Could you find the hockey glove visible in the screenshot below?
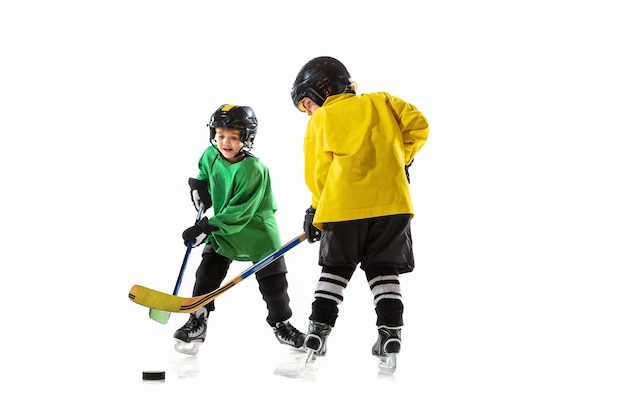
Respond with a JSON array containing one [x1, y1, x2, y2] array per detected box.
[[188, 177, 212, 212], [405, 160, 413, 184], [303, 206, 322, 243], [182, 217, 219, 247]]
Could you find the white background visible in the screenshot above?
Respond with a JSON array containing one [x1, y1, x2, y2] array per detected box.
[[1, 1, 624, 415]]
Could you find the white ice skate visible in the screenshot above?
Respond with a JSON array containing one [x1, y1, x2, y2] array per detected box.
[[173, 308, 208, 356], [372, 326, 401, 373]]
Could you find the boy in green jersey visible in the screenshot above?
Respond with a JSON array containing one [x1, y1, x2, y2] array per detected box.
[[173, 104, 305, 355]]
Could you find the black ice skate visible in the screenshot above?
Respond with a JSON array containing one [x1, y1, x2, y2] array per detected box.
[[272, 321, 305, 350], [372, 326, 401, 373], [173, 307, 208, 355], [304, 320, 332, 366]]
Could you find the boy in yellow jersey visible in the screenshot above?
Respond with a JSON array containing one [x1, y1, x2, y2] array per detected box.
[[290, 57, 429, 372]]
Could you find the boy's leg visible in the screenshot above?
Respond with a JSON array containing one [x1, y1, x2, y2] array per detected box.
[[173, 245, 230, 355], [256, 257, 305, 348], [304, 264, 355, 361], [361, 215, 412, 372], [364, 267, 404, 372]]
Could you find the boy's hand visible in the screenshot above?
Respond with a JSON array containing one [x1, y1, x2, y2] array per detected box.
[[188, 177, 212, 212], [303, 206, 321, 243], [182, 217, 219, 247]]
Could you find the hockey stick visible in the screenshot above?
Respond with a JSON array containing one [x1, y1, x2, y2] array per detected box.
[[129, 232, 307, 314], [148, 206, 204, 324]]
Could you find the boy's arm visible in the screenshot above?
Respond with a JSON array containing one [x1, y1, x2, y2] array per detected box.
[[387, 93, 430, 166]]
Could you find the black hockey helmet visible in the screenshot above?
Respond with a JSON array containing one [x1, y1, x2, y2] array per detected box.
[[291, 56, 353, 112], [208, 104, 258, 149]]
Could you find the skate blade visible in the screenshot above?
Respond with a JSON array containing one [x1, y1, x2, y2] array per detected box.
[[174, 340, 202, 356], [304, 348, 318, 367], [376, 353, 397, 373]]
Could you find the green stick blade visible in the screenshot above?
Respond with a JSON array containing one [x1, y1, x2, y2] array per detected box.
[[149, 308, 171, 324]]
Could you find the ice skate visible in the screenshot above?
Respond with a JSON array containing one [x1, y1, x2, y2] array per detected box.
[[272, 321, 305, 350], [173, 307, 208, 355], [303, 320, 332, 366], [372, 326, 401, 373]]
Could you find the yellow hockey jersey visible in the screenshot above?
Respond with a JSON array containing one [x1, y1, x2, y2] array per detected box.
[[303, 92, 429, 229]]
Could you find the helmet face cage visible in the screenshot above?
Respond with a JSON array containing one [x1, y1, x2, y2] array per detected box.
[[208, 104, 258, 150], [291, 56, 352, 112]]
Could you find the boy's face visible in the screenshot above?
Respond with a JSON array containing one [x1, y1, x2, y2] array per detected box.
[[215, 127, 244, 162], [301, 97, 320, 116]]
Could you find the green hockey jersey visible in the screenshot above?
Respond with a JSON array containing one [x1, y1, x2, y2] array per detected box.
[[195, 145, 282, 262]]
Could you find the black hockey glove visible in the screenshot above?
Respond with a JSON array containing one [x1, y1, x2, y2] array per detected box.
[[188, 177, 212, 212], [182, 217, 219, 247], [303, 206, 322, 243], [405, 160, 413, 184]]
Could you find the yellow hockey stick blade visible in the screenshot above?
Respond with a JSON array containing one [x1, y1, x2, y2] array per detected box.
[[129, 285, 185, 313], [128, 279, 242, 315]]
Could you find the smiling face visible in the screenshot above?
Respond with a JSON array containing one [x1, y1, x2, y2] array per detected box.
[[215, 127, 245, 162]]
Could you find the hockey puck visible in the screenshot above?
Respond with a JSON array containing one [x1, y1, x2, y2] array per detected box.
[[142, 371, 165, 381]]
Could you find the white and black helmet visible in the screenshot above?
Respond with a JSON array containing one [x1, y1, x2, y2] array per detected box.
[[208, 104, 258, 150], [291, 56, 354, 112]]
